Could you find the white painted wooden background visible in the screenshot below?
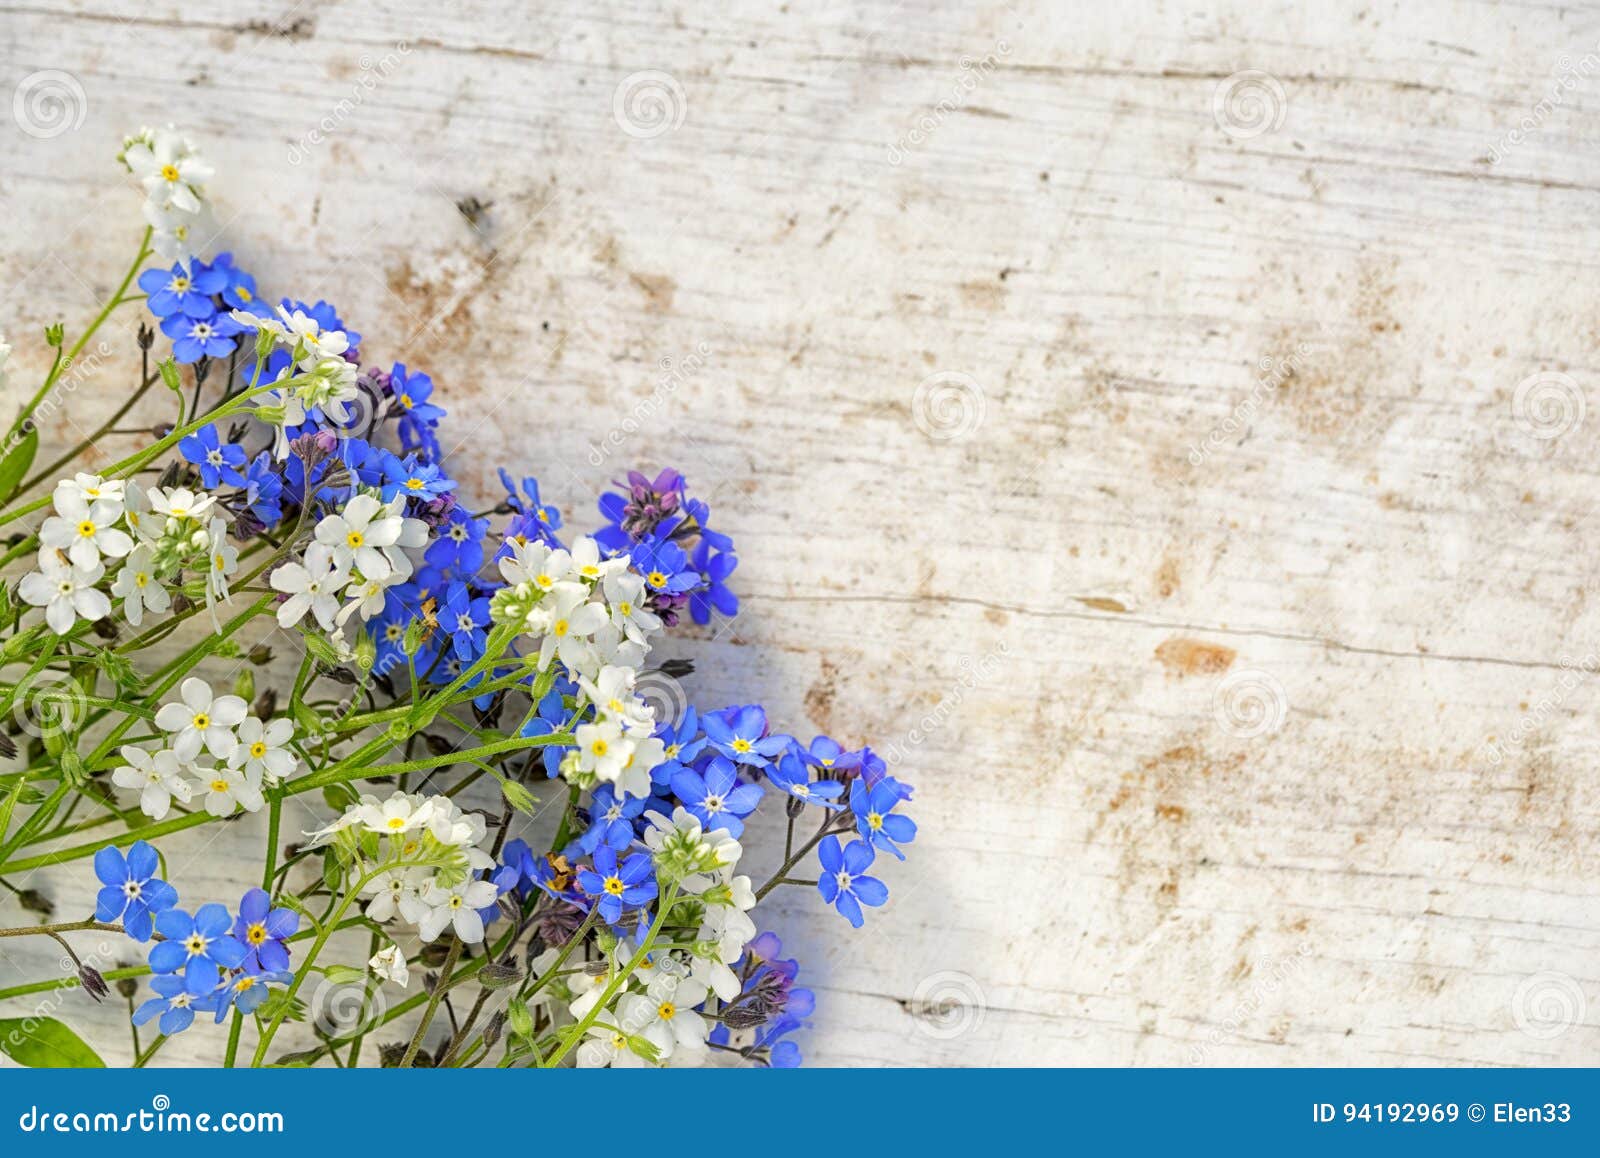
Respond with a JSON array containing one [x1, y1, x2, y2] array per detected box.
[[2, 0, 1599, 1066]]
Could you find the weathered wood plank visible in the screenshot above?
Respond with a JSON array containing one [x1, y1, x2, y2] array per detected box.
[[2, 0, 1599, 1066]]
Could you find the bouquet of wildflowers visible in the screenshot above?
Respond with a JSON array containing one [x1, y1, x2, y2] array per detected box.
[[0, 127, 915, 1069]]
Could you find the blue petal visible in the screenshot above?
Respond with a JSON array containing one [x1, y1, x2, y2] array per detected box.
[[142, 878, 179, 912], [148, 940, 188, 974], [184, 958, 220, 995], [93, 845, 127, 887], [95, 885, 127, 923], [193, 903, 232, 938], [125, 840, 158, 881], [834, 890, 865, 928], [209, 935, 248, 970], [154, 909, 193, 941], [841, 839, 876, 876], [852, 875, 889, 907], [123, 901, 155, 943]]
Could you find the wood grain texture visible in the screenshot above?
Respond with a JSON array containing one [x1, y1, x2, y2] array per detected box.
[[2, 0, 1599, 1066]]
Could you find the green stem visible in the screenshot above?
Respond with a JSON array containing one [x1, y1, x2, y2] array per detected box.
[[540, 884, 679, 1068], [250, 863, 390, 1067], [399, 937, 461, 1067]]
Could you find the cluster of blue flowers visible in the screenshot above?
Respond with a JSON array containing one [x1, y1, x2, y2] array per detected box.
[[137, 253, 269, 363], [707, 932, 813, 1067], [112, 239, 916, 1069], [94, 841, 298, 1036]]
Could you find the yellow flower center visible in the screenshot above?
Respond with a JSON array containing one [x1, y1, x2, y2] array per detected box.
[[346, 531, 364, 548], [405, 478, 424, 490], [387, 816, 406, 830], [160, 163, 181, 182], [399, 394, 413, 410], [236, 286, 253, 302], [868, 812, 884, 831], [172, 277, 190, 292], [184, 934, 206, 956], [553, 619, 569, 637], [591, 739, 609, 757], [209, 778, 229, 793], [657, 1002, 676, 1020], [246, 924, 268, 946], [731, 738, 753, 753], [618, 601, 632, 615], [249, 741, 267, 759], [192, 713, 210, 729], [646, 570, 667, 588], [603, 876, 625, 896], [135, 573, 149, 588], [76, 520, 97, 538]]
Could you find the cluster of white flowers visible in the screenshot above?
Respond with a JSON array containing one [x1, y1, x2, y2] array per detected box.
[[272, 492, 428, 640], [19, 474, 237, 634], [119, 125, 215, 262], [493, 536, 668, 798], [566, 807, 757, 1068], [230, 305, 360, 457], [310, 789, 498, 949], [112, 677, 297, 819]]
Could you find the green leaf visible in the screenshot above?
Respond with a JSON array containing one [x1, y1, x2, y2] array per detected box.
[[0, 426, 38, 502], [0, 1016, 105, 1067], [0, 778, 27, 846], [255, 991, 305, 1025], [322, 783, 359, 812], [302, 633, 340, 667]]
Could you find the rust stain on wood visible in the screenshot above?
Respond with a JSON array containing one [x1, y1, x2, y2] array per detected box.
[[1154, 637, 1237, 676]]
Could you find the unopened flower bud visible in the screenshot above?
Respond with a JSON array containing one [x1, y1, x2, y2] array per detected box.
[[78, 965, 110, 1003]]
